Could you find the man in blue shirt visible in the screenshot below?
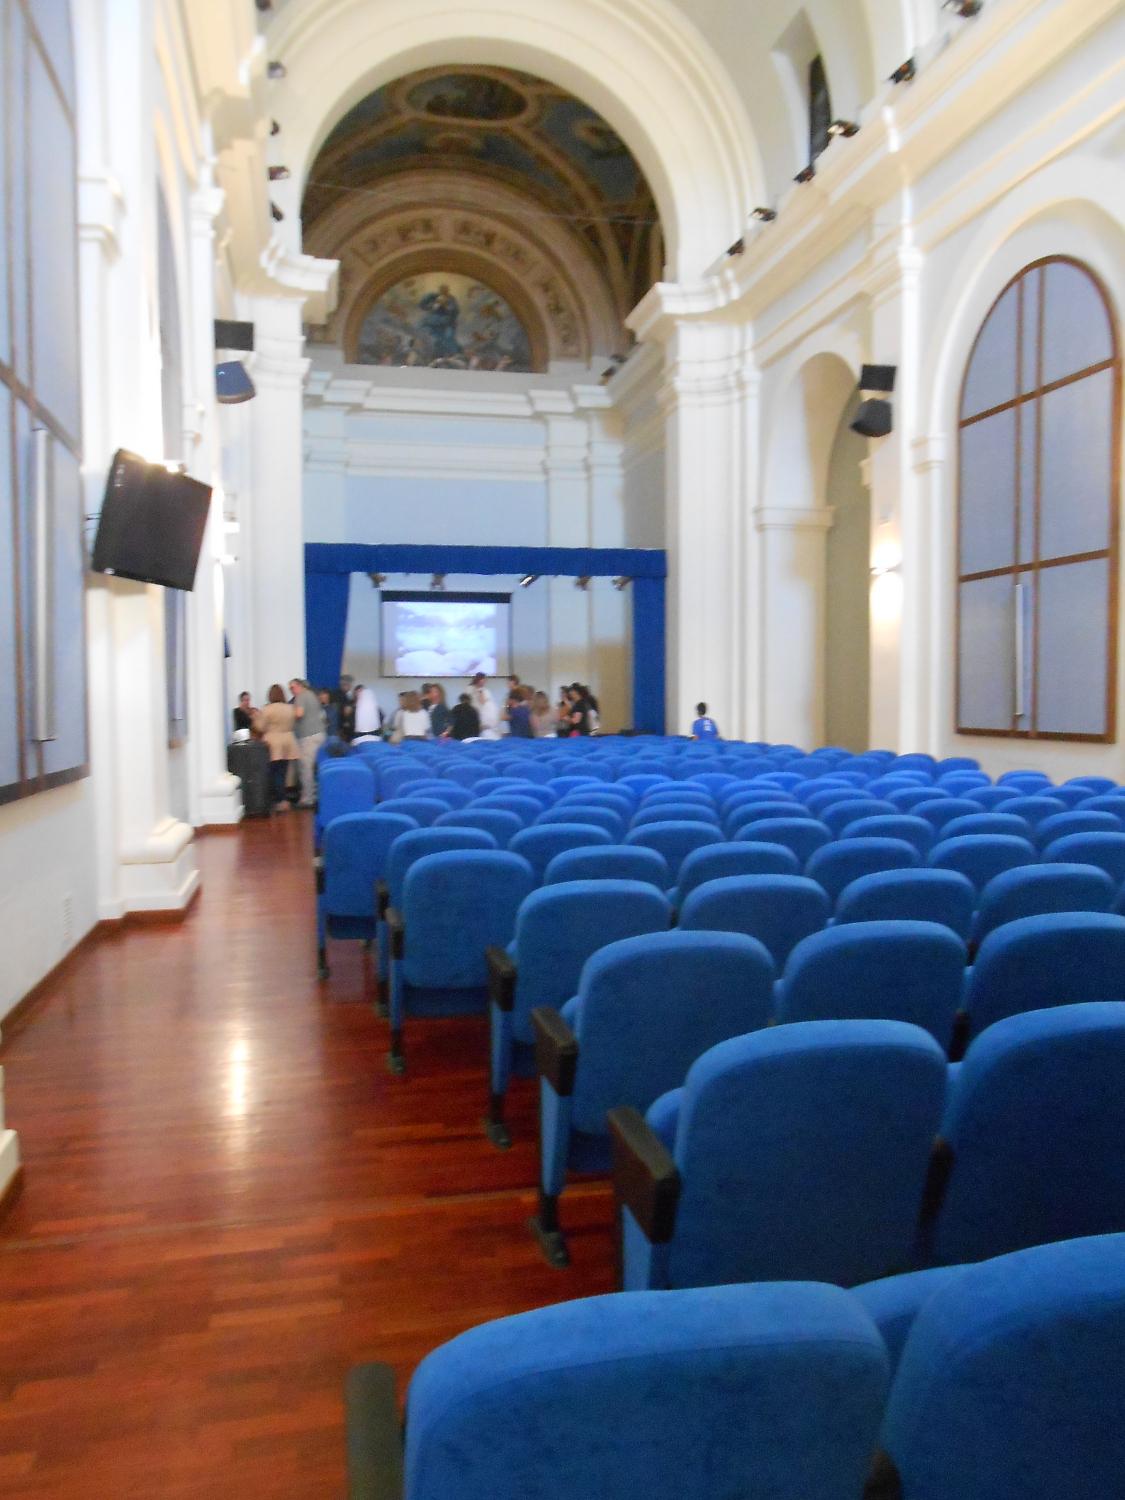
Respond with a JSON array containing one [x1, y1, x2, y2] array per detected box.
[[691, 702, 720, 740]]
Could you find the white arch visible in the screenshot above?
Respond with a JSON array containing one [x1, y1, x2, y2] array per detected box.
[[763, 332, 862, 503], [265, 0, 761, 282]]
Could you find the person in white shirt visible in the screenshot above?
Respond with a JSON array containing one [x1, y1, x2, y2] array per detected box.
[[395, 689, 431, 740], [353, 684, 382, 741], [470, 672, 501, 739]]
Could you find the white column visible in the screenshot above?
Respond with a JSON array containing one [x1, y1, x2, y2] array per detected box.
[[733, 363, 763, 741], [76, 0, 198, 918], [585, 405, 629, 730], [186, 178, 241, 825], [754, 506, 836, 747], [245, 294, 309, 695], [540, 408, 592, 697], [654, 316, 742, 737]]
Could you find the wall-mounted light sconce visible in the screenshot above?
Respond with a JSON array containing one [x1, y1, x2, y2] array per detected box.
[[574, 576, 591, 591], [267, 60, 286, 80], [270, 119, 281, 136], [430, 573, 446, 591], [943, 0, 983, 17], [725, 238, 745, 258], [267, 165, 290, 181], [519, 575, 540, 588], [750, 206, 777, 222], [270, 202, 284, 222], [215, 361, 256, 404], [889, 58, 916, 83], [367, 572, 386, 588], [611, 577, 631, 591], [828, 119, 860, 139], [794, 164, 816, 184]]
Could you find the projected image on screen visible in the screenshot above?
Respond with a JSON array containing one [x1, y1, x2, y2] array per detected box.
[[381, 594, 511, 678]]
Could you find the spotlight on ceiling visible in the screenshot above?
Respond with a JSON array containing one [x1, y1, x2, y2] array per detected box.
[[750, 206, 777, 222], [574, 576, 591, 591], [725, 238, 745, 258], [367, 572, 386, 588], [215, 361, 256, 405], [255, 0, 273, 11], [828, 119, 860, 139], [518, 574, 540, 588], [267, 60, 286, 80], [794, 164, 816, 184], [430, 574, 446, 591], [889, 57, 916, 83], [270, 119, 281, 136], [944, 0, 983, 15], [267, 165, 290, 181], [611, 577, 631, 591], [270, 202, 284, 222]]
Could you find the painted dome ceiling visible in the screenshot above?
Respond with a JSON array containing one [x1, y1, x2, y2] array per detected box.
[[301, 66, 662, 369]]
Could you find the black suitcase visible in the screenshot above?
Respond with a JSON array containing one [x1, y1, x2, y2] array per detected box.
[[227, 740, 271, 817]]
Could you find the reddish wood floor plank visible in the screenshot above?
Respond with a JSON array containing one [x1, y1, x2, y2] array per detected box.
[[0, 814, 614, 1498]]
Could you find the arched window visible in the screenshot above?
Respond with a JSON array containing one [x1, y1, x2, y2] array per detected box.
[[957, 257, 1120, 740]]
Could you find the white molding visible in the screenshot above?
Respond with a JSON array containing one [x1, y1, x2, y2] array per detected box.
[[305, 366, 610, 420], [318, 438, 547, 483], [754, 505, 836, 532], [78, 169, 126, 261]]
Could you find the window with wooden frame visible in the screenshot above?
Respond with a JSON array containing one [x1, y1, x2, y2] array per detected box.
[[956, 257, 1121, 741]]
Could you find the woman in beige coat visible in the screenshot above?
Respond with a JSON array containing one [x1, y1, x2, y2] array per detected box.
[[254, 684, 298, 812]]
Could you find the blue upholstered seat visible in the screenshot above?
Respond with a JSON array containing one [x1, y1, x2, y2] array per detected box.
[[378, 762, 433, 800], [671, 841, 799, 908], [433, 807, 522, 846], [939, 812, 1033, 842], [806, 837, 921, 905], [1034, 810, 1123, 848], [474, 793, 546, 827], [377, 796, 450, 828], [962, 911, 1125, 1041], [679, 874, 829, 969], [776, 921, 967, 1049], [819, 798, 897, 836], [315, 761, 376, 845], [731, 816, 831, 862], [535, 803, 626, 838], [387, 850, 534, 1071], [996, 793, 1066, 828], [926, 1004, 1125, 1266], [834, 868, 976, 940], [624, 820, 724, 882], [1043, 830, 1125, 885], [508, 823, 614, 883], [631, 803, 721, 829], [364, 1281, 890, 1500], [910, 797, 986, 833], [316, 811, 418, 979], [886, 785, 951, 812], [928, 833, 1037, 893], [964, 784, 1021, 809], [543, 844, 670, 888], [865, 1234, 1125, 1500], [839, 814, 934, 855], [617, 1020, 946, 1290], [531, 930, 774, 1263], [970, 862, 1116, 946]]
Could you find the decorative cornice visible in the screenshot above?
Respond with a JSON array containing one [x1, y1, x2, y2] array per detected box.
[[78, 170, 126, 262], [256, 240, 339, 323], [912, 434, 949, 473], [754, 505, 836, 532]]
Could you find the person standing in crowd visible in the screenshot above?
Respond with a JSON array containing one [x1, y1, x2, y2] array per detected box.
[[691, 701, 721, 740], [448, 692, 481, 741], [425, 683, 452, 737], [505, 684, 533, 738], [353, 683, 382, 741], [336, 675, 357, 742], [318, 688, 340, 738], [469, 672, 501, 739], [396, 690, 431, 740], [232, 691, 255, 734], [290, 678, 326, 808], [564, 683, 593, 737], [254, 685, 298, 813], [530, 690, 555, 737]]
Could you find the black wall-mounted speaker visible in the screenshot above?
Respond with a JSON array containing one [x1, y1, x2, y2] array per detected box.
[[850, 398, 893, 438], [859, 364, 897, 392]]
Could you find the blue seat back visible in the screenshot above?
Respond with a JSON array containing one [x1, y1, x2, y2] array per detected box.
[[1036, 810, 1123, 848], [723, 799, 809, 834], [378, 796, 450, 828], [928, 833, 1037, 892], [322, 812, 418, 918], [508, 823, 614, 882], [674, 842, 799, 904], [834, 868, 976, 939], [964, 785, 1021, 809], [434, 808, 522, 845], [731, 817, 831, 862], [536, 804, 625, 837], [316, 761, 375, 839], [569, 931, 775, 1133], [679, 874, 829, 969], [881, 1234, 1125, 1500], [839, 814, 934, 855], [940, 812, 1033, 842], [379, 762, 432, 799], [631, 804, 721, 829], [910, 797, 983, 833], [402, 1281, 889, 1500], [543, 844, 669, 887], [401, 851, 535, 989], [886, 786, 950, 812], [964, 911, 1125, 1038], [932, 1004, 1125, 1266], [475, 794, 545, 827], [776, 921, 967, 1048], [998, 794, 1067, 827], [624, 821, 724, 882], [617, 774, 673, 796], [386, 827, 498, 908], [820, 799, 897, 836], [806, 838, 921, 905], [508, 880, 671, 1037], [972, 863, 1116, 946], [1044, 831, 1125, 885], [658, 1021, 946, 1288]]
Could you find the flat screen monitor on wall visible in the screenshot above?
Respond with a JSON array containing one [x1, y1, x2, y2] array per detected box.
[[91, 449, 212, 591], [380, 591, 512, 678]]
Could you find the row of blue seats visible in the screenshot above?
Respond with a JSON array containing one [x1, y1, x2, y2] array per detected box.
[[346, 1231, 1125, 1500]]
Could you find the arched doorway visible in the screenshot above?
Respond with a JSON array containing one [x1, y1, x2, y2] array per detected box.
[[824, 394, 870, 749]]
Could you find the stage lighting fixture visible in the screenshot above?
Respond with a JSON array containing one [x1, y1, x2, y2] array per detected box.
[[270, 119, 281, 136], [889, 57, 916, 83], [518, 575, 540, 588], [215, 361, 256, 404], [268, 165, 290, 181], [255, 0, 273, 11], [828, 119, 860, 138], [270, 202, 284, 222], [367, 573, 386, 588], [574, 576, 591, 591], [267, 61, 286, 80], [750, 207, 777, 222], [430, 574, 446, 591], [943, 0, 983, 16], [725, 238, 745, 258], [794, 164, 816, 184], [612, 577, 631, 591]]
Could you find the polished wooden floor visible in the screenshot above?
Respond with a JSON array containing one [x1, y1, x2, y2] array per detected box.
[[0, 814, 614, 1498]]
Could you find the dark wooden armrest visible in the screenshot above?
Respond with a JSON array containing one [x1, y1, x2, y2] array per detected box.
[[919, 1136, 954, 1225], [376, 879, 389, 918], [863, 1450, 903, 1500], [386, 908, 405, 960], [486, 946, 518, 1010], [609, 1106, 681, 1243], [345, 1363, 404, 1500], [531, 1006, 578, 1095], [314, 856, 325, 895]]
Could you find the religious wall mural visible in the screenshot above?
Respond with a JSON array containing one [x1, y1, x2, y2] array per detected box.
[[355, 272, 534, 371]]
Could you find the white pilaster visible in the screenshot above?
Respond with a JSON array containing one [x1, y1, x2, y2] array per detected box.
[[586, 409, 629, 730], [754, 506, 836, 748], [540, 411, 592, 696]]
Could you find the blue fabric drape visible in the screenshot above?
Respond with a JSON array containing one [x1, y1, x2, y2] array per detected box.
[[305, 571, 351, 688], [632, 576, 666, 734]]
